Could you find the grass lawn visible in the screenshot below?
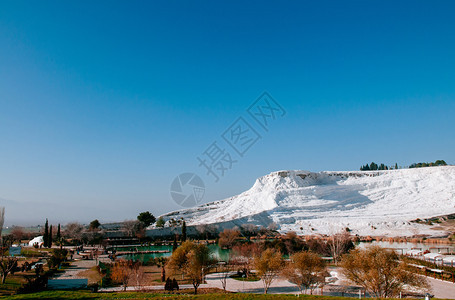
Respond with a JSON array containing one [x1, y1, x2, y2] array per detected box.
[[21, 248, 44, 258], [0, 277, 24, 297], [3, 290, 362, 300], [6, 291, 453, 300]]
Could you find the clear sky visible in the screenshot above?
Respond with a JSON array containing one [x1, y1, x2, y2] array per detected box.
[[1, 1, 454, 226]]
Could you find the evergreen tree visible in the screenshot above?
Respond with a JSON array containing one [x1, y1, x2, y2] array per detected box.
[[43, 219, 49, 248], [360, 164, 370, 171], [369, 162, 378, 170], [172, 235, 178, 252], [89, 219, 101, 230], [172, 278, 179, 291], [395, 163, 398, 170], [48, 225, 53, 248], [379, 163, 388, 170], [435, 160, 447, 166], [137, 211, 156, 227], [165, 277, 172, 291], [56, 224, 61, 241], [181, 221, 187, 242]]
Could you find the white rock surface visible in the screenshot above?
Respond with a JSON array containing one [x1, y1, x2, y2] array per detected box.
[[162, 166, 455, 236]]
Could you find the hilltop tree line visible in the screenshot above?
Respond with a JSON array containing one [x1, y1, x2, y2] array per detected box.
[[360, 159, 447, 171], [409, 159, 447, 168], [360, 162, 394, 171]]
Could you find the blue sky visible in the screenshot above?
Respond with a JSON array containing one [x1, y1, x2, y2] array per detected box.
[[1, 1, 454, 225]]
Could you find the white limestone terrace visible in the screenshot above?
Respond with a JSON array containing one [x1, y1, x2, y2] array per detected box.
[[159, 166, 455, 237]]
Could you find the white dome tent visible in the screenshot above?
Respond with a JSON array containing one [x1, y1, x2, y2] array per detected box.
[[28, 236, 44, 247]]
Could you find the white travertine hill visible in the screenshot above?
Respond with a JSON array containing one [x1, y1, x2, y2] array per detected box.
[[161, 166, 455, 236]]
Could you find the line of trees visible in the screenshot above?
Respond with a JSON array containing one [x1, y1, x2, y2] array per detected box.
[[162, 231, 429, 297], [160, 229, 353, 294], [39, 219, 104, 247], [409, 159, 447, 168], [42, 219, 61, 248], [360, 162, 393, 171], [218, 228, 354, 259], [57, 211, 158, 246], [361, 159, 447, 171]]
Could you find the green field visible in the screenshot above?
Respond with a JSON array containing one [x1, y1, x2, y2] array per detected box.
[[3, 291, 452, 300], [1, 291, 363, 300]]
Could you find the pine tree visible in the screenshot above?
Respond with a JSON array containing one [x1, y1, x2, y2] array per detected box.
[[395, 163, 398, 170], [48, 225, 53, 248], [181, 221, 187, 242], [369, 162, 378, 170], [43, 219, 49, 248]]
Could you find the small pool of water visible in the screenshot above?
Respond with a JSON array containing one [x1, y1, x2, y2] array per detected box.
[[115, 244, 231, 262], [113, 240, 455, 262]]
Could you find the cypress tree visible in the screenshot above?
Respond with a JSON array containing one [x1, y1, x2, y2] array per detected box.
[[172, 235, 178, 252], [181, 221, 187, 242], [165, 277, 172, 291], [56, 224, 61, 240], [172, 278, 179, 291], [48, 225, 53, 248], [44, 219, 49, 248]]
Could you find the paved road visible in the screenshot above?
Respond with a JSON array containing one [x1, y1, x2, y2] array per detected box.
[[53, 259, 96, 280], [204, 272, 300, 294], [99, 273, 455, 298], [426, 276, 455, 299]]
